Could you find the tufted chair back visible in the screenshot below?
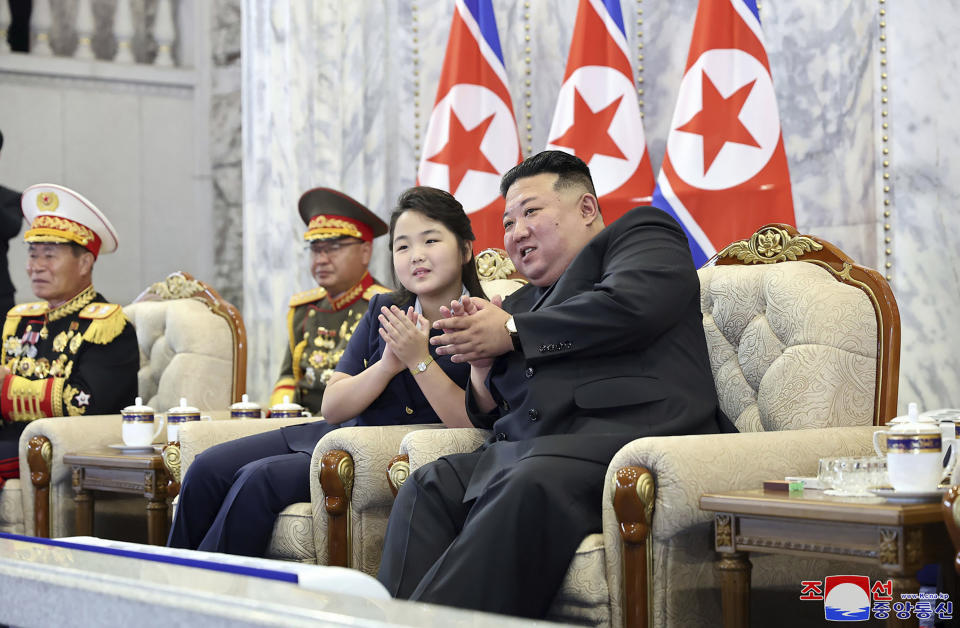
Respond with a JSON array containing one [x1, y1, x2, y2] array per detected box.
[[699, 224, 899, 430], [123, 272, 246, 410]]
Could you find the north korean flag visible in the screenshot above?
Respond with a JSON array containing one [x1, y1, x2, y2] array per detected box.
[[546, 0, 655, 222], [418, 0, 521, 250], [652, 0, 796, 267]]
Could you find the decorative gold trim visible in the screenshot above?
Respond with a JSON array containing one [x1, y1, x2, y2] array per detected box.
[[289, 287, 326, 308], [329, 281, 364, 311], [162, 444, 182, 483], [26, 215, 96, 248], [716, 514, 733, 549], [47, 285, 95, 322], [37, 191, 59, 212], [717, 225, 823, 264], [388, 459, 410, 493], [291, 339, 307, 383], [476, 248, 518, 281], [362, 283, 391, 300], [7, 376, 48, 421], [304, 216, 364, 241], [63, 384, 86, 416], [81, 305, 127, 345], [146, 272, 205, 300], [878, 527, 899, 565]]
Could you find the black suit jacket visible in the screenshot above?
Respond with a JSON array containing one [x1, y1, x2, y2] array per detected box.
[[0, 185, 23, 301], [463, 207, 724, 501]]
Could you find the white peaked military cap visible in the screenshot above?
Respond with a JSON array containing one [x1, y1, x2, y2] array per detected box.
[[21, 183, 119, 258]]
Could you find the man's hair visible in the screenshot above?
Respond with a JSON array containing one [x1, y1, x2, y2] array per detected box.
[[67, 241, 91, 258], [499, 150, 597, 199], [0, 129, 4, 152]]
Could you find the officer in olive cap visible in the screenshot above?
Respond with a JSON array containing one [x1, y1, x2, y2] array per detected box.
[[270, 188, 390, 413]]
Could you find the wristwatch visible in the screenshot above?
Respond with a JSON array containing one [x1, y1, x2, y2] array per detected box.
[[505, 316, 522, 352], [410, 355, 435, 375]]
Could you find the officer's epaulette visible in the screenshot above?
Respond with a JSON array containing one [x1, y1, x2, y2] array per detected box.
[[7, 301, 49, 318], [79, 302, 127, 345], [289, 287, 327, 308], [3, 302, 48, 340], [362, 284, 392, 300]]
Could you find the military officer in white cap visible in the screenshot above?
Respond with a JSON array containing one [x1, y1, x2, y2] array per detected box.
[[0, 184, 139, 488]]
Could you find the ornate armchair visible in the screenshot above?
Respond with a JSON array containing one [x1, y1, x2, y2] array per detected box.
[[5, 272, 246, 540], [384, 224, 900, 626], [164, 250, 525, 565]]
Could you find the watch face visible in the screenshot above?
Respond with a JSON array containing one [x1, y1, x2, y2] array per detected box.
[[416, 361, 427, 372]]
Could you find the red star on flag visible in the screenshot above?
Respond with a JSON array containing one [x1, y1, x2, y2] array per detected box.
[[426, 111, 499, 195], [675, 70, 761, 175], [550, 88, 627, 165]]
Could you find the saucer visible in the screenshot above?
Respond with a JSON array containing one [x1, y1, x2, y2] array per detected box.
[[108, 443, 161, 454], [869, 487, 947, 502]]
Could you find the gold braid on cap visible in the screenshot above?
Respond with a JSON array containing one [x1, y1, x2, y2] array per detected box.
[[26, 215, 97, 248], [304, 216, 364, 241]]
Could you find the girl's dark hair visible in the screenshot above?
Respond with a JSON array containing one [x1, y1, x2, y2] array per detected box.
[[388, 186, 484, 308]]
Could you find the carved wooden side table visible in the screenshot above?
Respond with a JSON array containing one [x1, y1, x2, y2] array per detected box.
[[700, 489, 953, 628], [63, 448, 171, 545]]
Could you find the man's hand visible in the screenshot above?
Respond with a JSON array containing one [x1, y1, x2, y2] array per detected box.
[[431, 296, 513, 363]]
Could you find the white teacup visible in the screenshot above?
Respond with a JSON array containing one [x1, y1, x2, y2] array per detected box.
[[166, 397, 211, 443], [873, 429, 955, 492], [230, 393, 263, 419], [121, 397, 165, 447], [269, 395, 311, 419]]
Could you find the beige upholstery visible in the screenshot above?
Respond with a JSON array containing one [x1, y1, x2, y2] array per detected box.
[[123, 271, 247, 410], [701, 262, 878, 433], [0, 479, 23, 534]]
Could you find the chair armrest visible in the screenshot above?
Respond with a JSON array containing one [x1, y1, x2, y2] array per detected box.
[[604, 425, 880, 540], [176, 417, 324, 478], [400, 427, 491, 473], [18, 415, 125, 537], [600, 425, 879, 628], [308, 424, 444, 571]]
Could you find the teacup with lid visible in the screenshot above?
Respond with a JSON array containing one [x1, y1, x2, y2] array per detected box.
[[270, 396, 311, 419], [873, 402, 956, 492], [166, 397, 208, 442], [121, 397, 165, 447], [230, 394, 263, 419]]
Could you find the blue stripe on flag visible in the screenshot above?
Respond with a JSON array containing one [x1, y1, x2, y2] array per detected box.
[[601, 0, 626, 35], [652, 185, 709, 268], [740, 0, 761, 23], [462, 0, 505, 64]]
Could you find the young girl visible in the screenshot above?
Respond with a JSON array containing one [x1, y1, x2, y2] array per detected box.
[[168, 186, 485, 556]]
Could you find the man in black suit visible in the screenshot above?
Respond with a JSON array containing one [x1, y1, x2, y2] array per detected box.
[[0, 130, 24, 315], [377, 151, 729, 618]]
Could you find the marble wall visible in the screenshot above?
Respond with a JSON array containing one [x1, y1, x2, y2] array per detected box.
[[210, 0, 243, 309], [241, 0, 959, 413]]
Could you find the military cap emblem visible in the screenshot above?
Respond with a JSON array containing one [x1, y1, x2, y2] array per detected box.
[[37, 191, 59, 212]]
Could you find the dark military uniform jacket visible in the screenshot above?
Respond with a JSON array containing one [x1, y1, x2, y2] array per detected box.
[[0, 285, 140, 474], [270, 272, 390, 414]]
